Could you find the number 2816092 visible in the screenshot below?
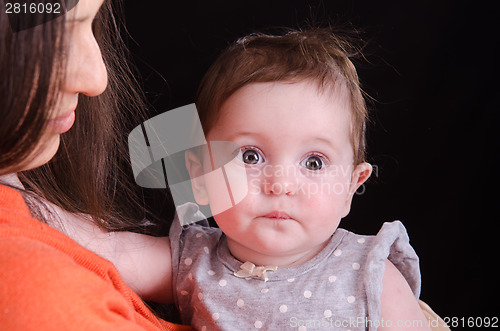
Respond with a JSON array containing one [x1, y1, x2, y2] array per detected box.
[[5, 2, 61, 14]]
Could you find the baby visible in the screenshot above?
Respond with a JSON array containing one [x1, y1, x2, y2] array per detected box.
[[167, 29, 430, 330]]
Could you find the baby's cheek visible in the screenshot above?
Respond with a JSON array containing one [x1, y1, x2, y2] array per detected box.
[[307, 190, 342, 210], [247, 176, 263, 196], [301, 174, 350, 198], [301, 178, 350, 214]]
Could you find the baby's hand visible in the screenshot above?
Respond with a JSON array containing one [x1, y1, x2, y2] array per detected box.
[[101, 232, 174, 304]]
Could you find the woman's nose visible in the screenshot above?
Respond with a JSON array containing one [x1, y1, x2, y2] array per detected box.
[[64, 31, 108, 97]]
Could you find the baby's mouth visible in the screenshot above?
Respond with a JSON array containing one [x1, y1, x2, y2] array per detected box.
[[262, 211, 291, 220]]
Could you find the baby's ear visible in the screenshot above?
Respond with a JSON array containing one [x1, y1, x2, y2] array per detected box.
[[185, 150, 209, 205], [342, 162, 372, 217]]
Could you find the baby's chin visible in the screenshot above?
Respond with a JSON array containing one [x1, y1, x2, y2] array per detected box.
[[227, 230, 330, 267]]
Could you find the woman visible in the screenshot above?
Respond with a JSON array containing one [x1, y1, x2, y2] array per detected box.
[[0, 0, 187, 329]]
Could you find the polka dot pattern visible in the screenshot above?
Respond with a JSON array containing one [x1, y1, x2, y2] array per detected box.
[[179, 242, 373, 330], [173, 220, 416, 331]]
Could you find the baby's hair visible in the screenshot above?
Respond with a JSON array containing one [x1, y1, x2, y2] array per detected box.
[[196, 27, 368, 165]]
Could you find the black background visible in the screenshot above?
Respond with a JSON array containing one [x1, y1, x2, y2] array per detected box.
[[124, 0, 498, 322]]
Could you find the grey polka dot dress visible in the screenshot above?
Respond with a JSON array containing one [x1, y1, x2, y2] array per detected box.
[[170, 203, 421, 331]]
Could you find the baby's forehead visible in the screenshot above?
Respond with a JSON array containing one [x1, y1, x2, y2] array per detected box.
[[216, 80, 354, 135], [294, 78, 355, 127], [312, 77, 352, 108], [218, 79, 353, 122]]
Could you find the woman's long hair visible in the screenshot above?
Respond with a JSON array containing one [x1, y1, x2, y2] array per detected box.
[[0, 0, 171, 233]]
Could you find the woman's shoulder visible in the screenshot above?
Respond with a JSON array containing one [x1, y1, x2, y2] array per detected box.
[[0, 219, 171, 330], [0, 183, 33, 221], [0, 234, 106, 294], [0, 213, 119, 291]]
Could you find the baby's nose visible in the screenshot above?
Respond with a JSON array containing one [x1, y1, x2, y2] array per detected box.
[[261, 165, 299, 196]]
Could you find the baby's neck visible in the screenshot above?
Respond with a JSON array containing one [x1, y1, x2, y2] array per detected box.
[[226, 237, 329, 269]]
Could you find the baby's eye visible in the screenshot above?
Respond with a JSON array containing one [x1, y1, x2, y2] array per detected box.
[[300, 155, 326, 171], [240, 148, 264, 165]]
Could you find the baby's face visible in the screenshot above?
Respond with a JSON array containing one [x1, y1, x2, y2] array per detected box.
[[202, 80, 368, 266]]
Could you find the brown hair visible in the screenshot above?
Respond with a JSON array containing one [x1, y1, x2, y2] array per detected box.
[[196, 28, 368, 165], [0, 0, 163, 232]]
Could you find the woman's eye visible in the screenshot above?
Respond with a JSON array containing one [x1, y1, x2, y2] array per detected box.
[[241, 149, 263, 165], [301, 155, 326, 171]]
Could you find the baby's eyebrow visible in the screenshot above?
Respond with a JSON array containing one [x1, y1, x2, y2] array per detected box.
[[224, 131, 260, 141], [310, 137, 337, 150]]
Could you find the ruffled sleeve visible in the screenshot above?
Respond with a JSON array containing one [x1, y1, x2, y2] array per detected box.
[[169, 203, 209, 308], [364, 221, 421, 328], [169, 203, 207, 253]]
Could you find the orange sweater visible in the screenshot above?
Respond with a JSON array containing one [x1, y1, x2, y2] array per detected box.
[[0, 184, 191, 330]]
